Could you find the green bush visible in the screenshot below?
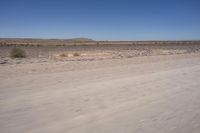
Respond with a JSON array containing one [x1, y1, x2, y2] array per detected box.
[[10, 48, 26, 58]]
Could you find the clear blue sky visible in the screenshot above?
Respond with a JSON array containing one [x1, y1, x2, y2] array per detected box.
[[0, 0, 200, 40]]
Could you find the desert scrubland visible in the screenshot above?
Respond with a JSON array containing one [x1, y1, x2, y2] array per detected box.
[[1, 39, 200, 133], [0, 39, 200, 64]]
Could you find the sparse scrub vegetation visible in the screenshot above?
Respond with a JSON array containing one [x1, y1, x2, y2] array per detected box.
[[73, 52, 80, 56], [10, 48, 26, 58], [60, 53, 68, 57]]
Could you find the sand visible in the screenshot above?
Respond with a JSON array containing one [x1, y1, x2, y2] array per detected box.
[[1, 53, 200, 133]]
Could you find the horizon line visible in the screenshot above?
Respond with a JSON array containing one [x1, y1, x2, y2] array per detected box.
[[0, 37, 200, 42]]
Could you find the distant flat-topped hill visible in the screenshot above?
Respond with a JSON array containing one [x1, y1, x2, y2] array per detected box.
[[0, 37, 95, 42], [65, 38, 95, 42]]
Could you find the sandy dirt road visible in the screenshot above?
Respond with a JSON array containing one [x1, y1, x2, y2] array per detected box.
[[1, 54, 200, 133]]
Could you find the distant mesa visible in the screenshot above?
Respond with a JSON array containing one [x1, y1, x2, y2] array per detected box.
[[0, 37, 95, 42], [65, 38, 95, 42]]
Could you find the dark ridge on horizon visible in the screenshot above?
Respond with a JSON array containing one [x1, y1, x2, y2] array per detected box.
[[0, 37, 95, 41]]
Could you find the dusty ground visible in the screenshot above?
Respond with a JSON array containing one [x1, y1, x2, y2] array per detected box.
[[1, 53, 200, 133]]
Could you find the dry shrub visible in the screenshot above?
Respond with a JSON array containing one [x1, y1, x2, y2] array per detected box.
[[60, 53, 68, 57], [10, 48, 26, 58], [73, 52, 80, 56]]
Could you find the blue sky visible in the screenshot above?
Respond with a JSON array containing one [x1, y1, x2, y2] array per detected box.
[[0, 0, 200, 40]]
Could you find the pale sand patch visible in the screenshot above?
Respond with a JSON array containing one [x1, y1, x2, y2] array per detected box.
[[1, 53, 200, 133]]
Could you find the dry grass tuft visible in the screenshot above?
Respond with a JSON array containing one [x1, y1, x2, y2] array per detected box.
[[10, 48, 26, 58], [73, 52, 81, 56], [60, 53, 68, 57]]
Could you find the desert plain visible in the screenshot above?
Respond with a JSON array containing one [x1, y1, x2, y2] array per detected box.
[[1, 39, 200, 133]]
